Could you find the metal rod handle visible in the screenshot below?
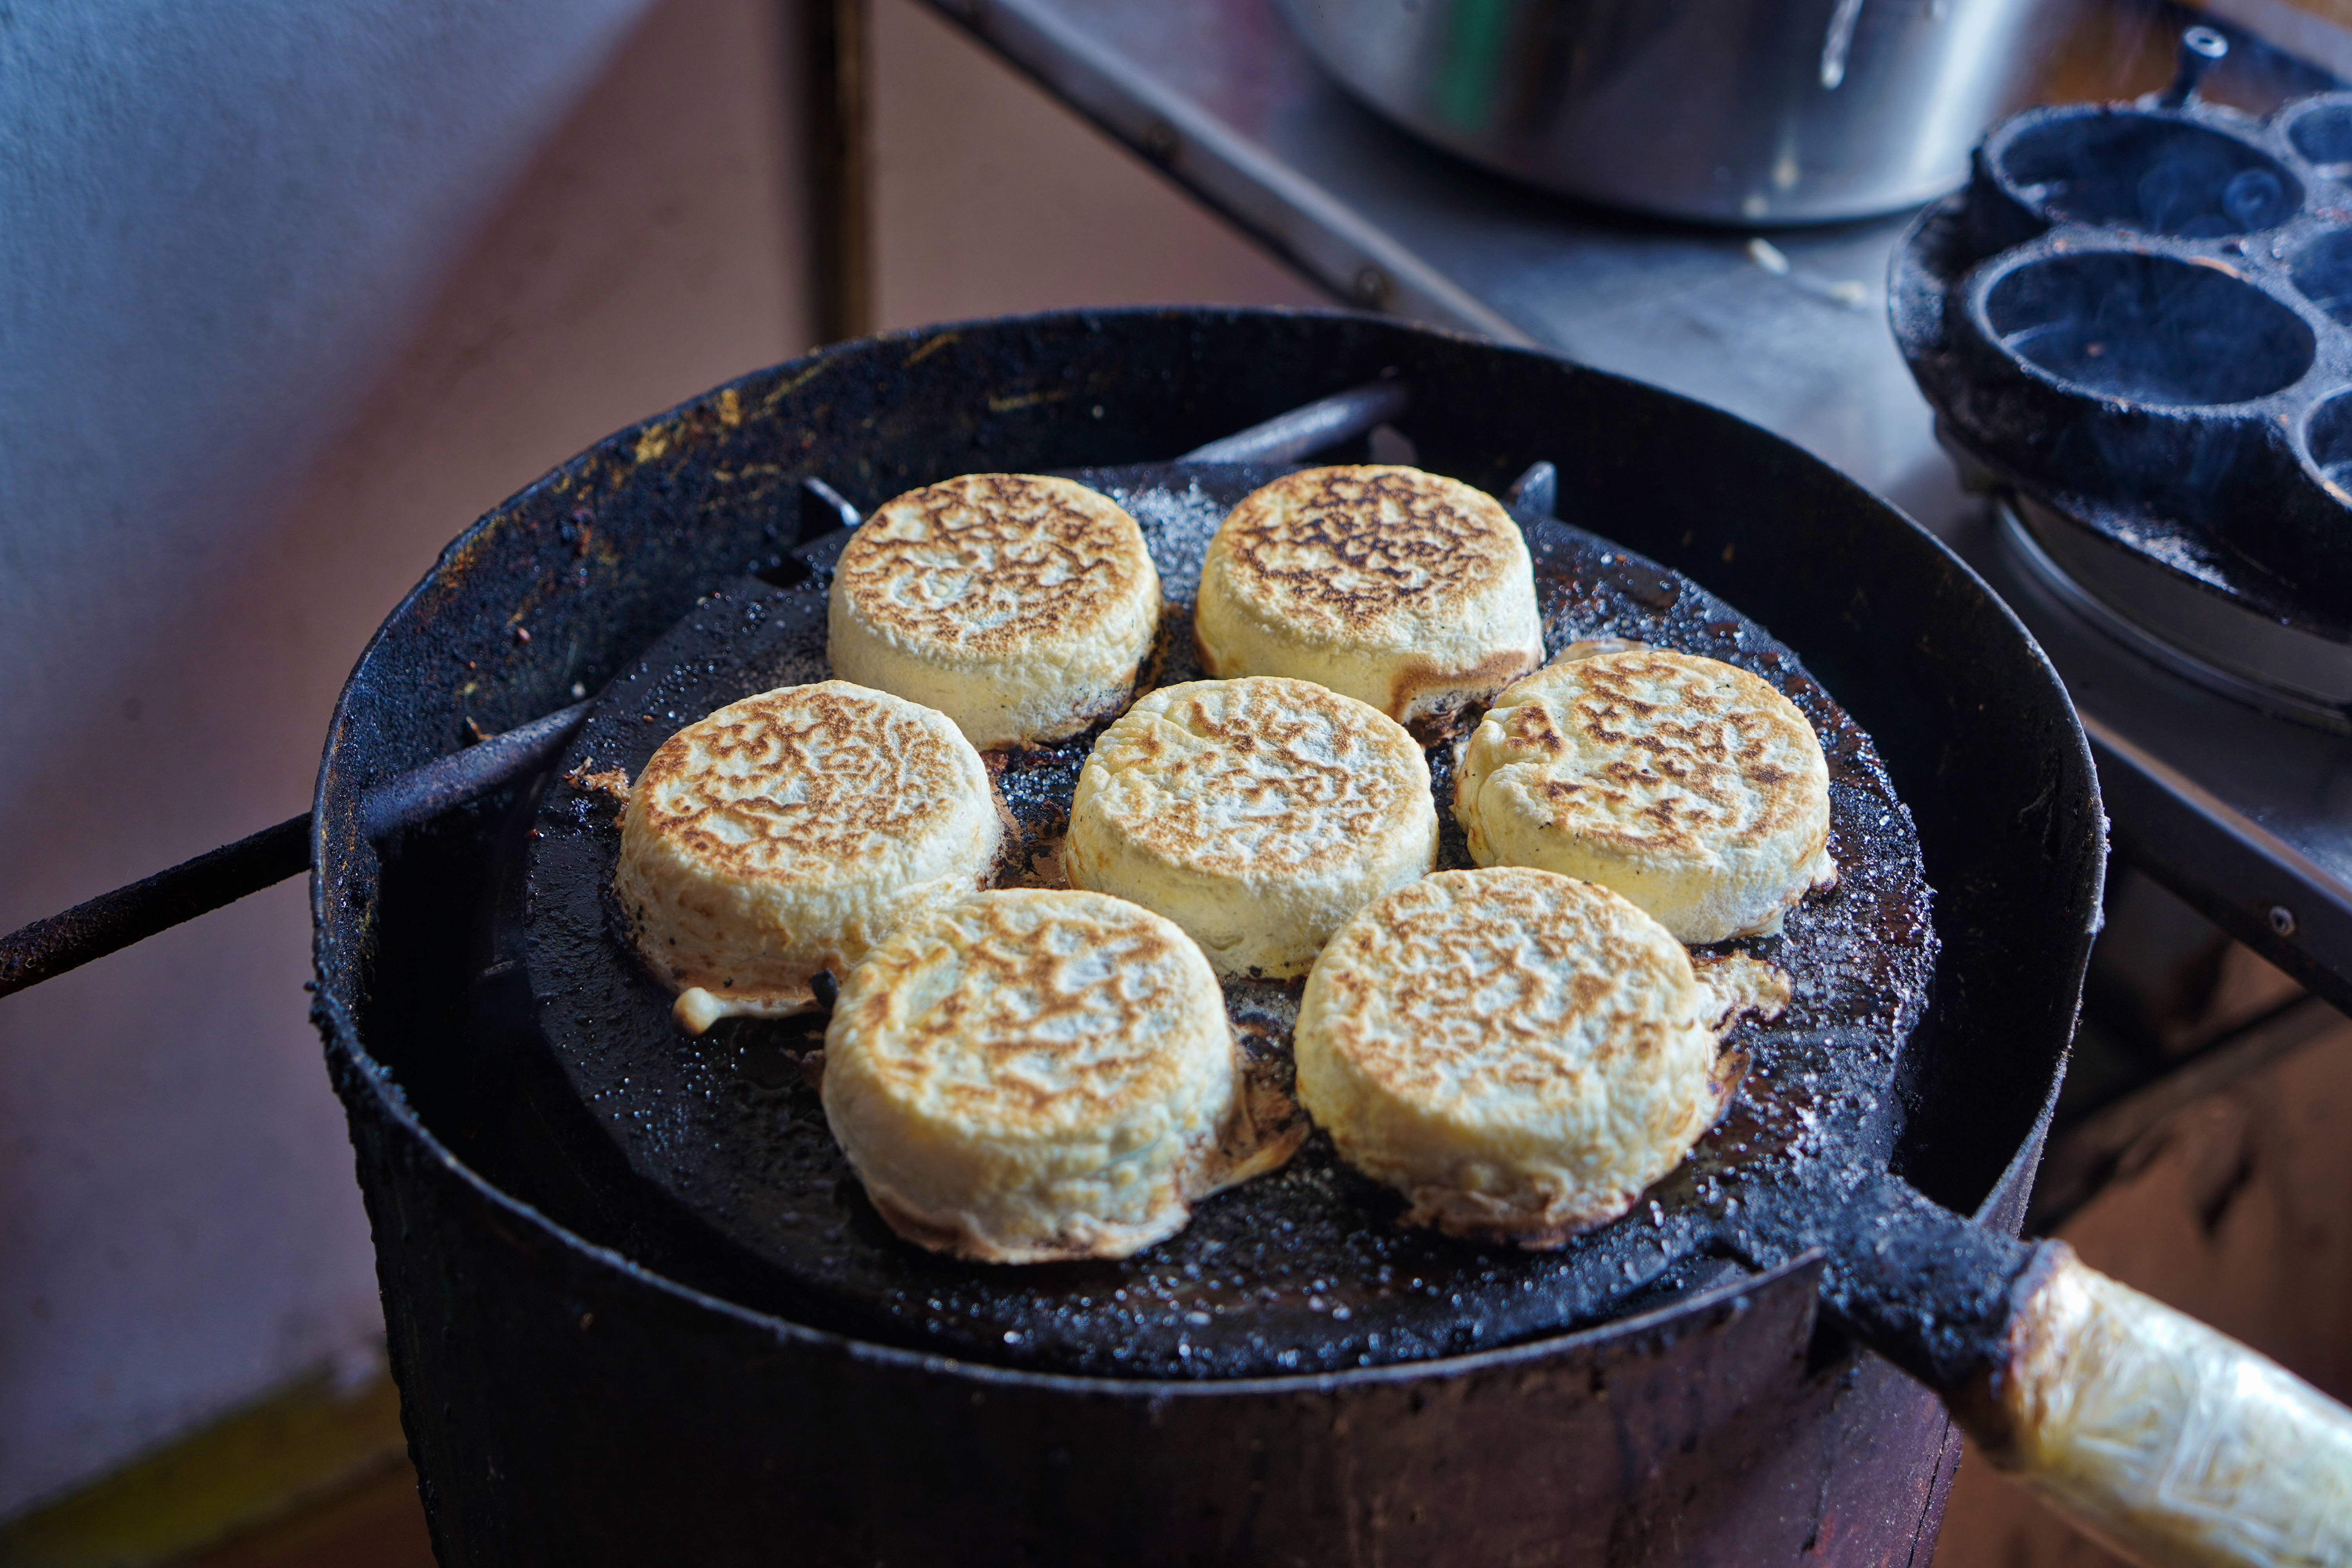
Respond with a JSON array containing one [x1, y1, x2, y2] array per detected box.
[[358, 700, 592, 842], [1506, 460, 1558, 518], [0, 815, 310, 1000], [2158, 26, 2228, 109], [1180, 378, 1410, 464], [0, 701, 592, 1002]]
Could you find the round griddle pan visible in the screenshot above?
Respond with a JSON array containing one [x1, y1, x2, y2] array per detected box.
[[518, 459, 1936, 1381]]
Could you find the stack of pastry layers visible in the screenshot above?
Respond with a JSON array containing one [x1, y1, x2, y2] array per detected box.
[[612, 465, 1831, 1265]]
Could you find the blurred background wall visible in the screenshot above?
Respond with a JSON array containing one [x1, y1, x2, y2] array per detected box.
[[0, 0, 1315, 1519]]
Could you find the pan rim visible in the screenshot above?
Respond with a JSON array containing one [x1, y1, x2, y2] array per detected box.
[[310, 302, 2100, 1392]]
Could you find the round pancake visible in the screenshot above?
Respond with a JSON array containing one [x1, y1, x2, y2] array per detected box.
[[821, 889, 1292, 1263], [1293, 867, 1754, 1248], [1193, 465, 1543, 735], [828, 473, 1160, 749], [613, 681, 1001, 1032], [1454, 648, 1834, 944], [1063, 677, 1438, 979]]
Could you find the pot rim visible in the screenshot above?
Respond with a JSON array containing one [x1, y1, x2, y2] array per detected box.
[[309, 303, 2087, 1396]]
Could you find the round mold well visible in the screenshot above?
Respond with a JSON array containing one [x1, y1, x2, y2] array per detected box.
[[2243, 389, 2352, 599], [2284, 94, 2352, 178], [1995, 110, 2303, 237], [2290, 229, 2352, 326], [1983, 251, 2314, 407], [2301, 387, 2352, 495]]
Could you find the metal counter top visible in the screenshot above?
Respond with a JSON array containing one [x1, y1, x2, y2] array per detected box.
[[920, 0, 2352, 1010]]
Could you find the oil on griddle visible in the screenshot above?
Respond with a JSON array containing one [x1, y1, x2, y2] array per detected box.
[[521, 461, 1935, 1379]]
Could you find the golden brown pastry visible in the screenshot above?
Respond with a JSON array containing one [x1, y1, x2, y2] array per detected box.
[[1063, 676, 1438, 978], [1293, 866, 1775, 1247], [1193, 465, 1543, 735], [1454, 648, 1833, 943], [613, 681, 1001, 1033], [828, 473, 1160, 749], [821, 889, 1296, 1262]]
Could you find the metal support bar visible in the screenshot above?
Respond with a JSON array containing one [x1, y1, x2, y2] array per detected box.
[[0, 701, 592, 1004], [0, 816, 309, 1000], [798, 475, 863, 538], [2088, 713, 2352, 1019], [358, 700, 593, 842], [2156, 25, 2230, 107], [912, 0, 1532, 342], [1180, 379, 1409, 464], [1506, 461, 1559, 518], [807, 0, 873, 344]]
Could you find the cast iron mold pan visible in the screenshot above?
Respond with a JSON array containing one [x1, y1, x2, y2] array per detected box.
[[1894, 84, 2352, 631]]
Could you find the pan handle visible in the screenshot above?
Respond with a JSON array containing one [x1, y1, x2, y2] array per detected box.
[[0, 815, 312, 999], [1951, 1242, 2352, 1568], [0, 700, 591, 1001], [1179, 378, 1408, 464]]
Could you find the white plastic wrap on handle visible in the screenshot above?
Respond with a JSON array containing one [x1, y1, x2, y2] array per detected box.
[[1955, 1244, 2352, 1568]]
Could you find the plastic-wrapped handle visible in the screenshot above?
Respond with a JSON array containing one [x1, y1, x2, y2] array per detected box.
[[1955, 1244, 2352, 1568]]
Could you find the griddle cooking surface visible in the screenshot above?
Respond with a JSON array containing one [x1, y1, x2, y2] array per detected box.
[[521, 461, 1935, 1378]]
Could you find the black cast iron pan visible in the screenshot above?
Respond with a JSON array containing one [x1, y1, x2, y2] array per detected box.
[[516, 456, 1936, 1382]]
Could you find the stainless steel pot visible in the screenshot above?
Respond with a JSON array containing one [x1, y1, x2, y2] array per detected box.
[[1275, 0, 2079, 224]]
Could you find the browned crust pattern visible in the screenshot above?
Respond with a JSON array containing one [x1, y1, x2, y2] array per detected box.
[[634, 686, 965, 872], [1507, 650, 1818, 858], [834, 473, 1152, 655], [840, 895, 1195, 1122], [1087, 679, 1421, 877], [1323, 874, 1694, 1105], [1217, 466, 1524, 636]]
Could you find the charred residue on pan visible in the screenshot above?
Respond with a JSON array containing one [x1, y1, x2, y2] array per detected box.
[[517, 461, 1935, 1379]]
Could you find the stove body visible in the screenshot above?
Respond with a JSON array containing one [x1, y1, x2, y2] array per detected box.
[[314, 309, 2091, 1565]]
